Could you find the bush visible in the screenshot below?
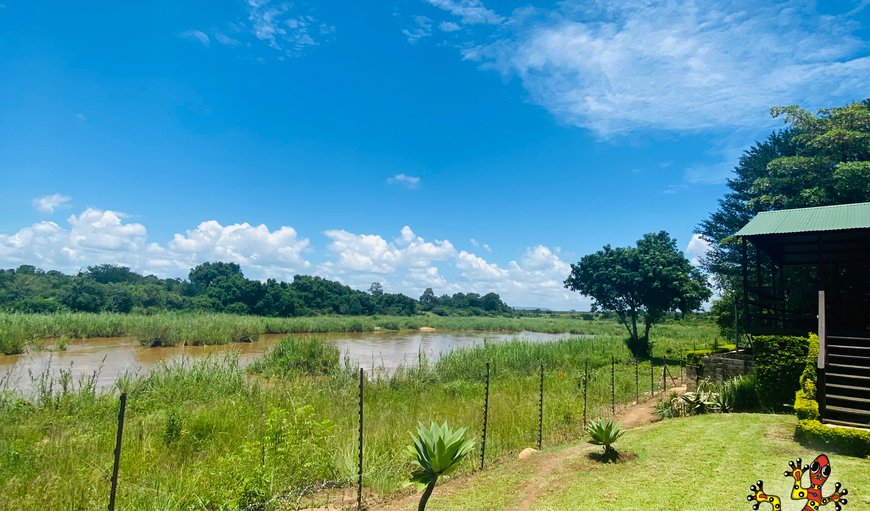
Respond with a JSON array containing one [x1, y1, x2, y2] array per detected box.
[[753, 335, 809, 411], [728, 374, 760, 412], [796, 419, 870, 457], [794, 390, 820, 421], [248, 337, 340, 377]]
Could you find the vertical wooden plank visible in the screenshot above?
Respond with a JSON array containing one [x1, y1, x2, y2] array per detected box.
[[818, 290, 826, 369]]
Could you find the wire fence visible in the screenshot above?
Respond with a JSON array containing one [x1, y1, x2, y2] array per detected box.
[[99, 354, 686, 511]]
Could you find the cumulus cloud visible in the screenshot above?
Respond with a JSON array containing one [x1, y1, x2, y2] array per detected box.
[[448, 0, 870, 135], [0, 209, 311, 280], [321, 226, 455, 275], [32, 193, 71, 214], [386, 174, 421, 189], [0, 210, 592, 309], [685, 233, 711, 266], [247, 0, 334, 57]]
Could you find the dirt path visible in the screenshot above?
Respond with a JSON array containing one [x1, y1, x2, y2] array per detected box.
[[365, 386, 686, 511], [504, 386, 686, 511]]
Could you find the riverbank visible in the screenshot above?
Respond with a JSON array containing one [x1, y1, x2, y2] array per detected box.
[[0, 330, 706, 511], [0, 311, 718, 354]]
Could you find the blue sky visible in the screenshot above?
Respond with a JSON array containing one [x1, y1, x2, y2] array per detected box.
[[1, 0, 868, 309]]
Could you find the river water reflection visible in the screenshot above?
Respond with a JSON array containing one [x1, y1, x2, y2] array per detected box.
[[0, 330, 572, 394]]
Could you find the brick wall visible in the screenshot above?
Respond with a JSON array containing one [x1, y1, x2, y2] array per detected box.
[[686, 350, 754, 390]]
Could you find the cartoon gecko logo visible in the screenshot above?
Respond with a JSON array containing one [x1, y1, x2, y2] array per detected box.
[[747, 454, 848, 511]]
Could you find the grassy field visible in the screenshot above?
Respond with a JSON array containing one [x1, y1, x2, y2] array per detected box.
[[0, 311, 721, 354], [409, 414, 870, 511], [0, 319, 716, 511]]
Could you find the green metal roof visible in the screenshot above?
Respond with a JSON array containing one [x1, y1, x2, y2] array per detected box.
[[735, 202, 870, 237]]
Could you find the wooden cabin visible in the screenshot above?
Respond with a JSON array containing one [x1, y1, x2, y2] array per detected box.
[[736, 202, 870, 428]]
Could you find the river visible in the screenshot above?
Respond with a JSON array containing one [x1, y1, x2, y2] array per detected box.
[[0, 330, 571, 394]]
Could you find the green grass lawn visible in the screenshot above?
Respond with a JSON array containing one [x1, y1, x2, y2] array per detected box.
[[414, 414, 870, 511]]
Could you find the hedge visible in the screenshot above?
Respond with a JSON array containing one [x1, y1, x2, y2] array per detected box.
[[753, 335, 809, 411], [794, 389, 819, 421], [796, 419, 870, 458], [685, 344, 737, 366]]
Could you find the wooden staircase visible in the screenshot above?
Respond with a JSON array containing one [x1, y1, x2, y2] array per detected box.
[[823, 335, 870, 428]]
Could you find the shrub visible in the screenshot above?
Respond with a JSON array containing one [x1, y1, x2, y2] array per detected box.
[[586, 418, 625, 460], [753, 335, 809, 411], [728, 374, 760, 412], [796, 419, 870, 457], [248, 337, 340, 377], [794, 390, 820, 421]]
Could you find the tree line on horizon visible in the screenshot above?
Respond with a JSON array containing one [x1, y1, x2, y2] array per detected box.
[[0, 261, 512, 317]]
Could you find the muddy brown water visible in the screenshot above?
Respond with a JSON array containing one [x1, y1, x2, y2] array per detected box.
[[0, 330, 572, 395]]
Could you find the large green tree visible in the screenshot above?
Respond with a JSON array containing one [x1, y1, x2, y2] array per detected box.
[[697, 100, 870, 292], [564, 231, 711, 358]]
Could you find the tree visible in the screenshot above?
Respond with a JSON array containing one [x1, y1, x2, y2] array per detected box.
[[564, 231, 711, 357], [419, 288, 436, 311], [368, 282, 384, 296], [188, 262, 244, 291], [697, 100, 870, 292]]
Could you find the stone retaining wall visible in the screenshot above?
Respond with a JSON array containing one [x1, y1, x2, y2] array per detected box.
[[686, 350, 754, 390]]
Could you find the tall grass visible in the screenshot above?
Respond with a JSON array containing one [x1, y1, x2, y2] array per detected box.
[[0, 311, 720, 351], [0, 324, 704, 510]]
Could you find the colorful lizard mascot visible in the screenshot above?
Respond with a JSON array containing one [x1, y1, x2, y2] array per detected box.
[[748, 455, 848, 511]]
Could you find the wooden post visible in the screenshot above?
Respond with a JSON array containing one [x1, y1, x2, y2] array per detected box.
[[108, 393, 127, 511], [817, 290, 827, 419]]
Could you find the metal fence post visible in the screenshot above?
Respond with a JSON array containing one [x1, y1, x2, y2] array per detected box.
[[480, 361, 490, 470], [538, 362, 544, 450], [662, 355, 668, 393], [582, 360, 588, 432], [634, 358, 639, 404], [610, 356, 615, 416], [357, 368, 364, 510], [108, 392, 127, 511]]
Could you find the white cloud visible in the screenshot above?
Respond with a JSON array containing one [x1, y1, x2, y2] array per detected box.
[[403, 15, 433, 43], [32, 193, 71, 214], [321, 226, 455, 275], [0, 209, 311, 280], [214, 32, 240, 46], [247, 0, 334, 57], [685, 233, 711, 267], [426, 0, 503, 25], [459, 0, 870, 135], [0, 209, 146, 271], [180, 29, 210, 46], [439, 21, 461, 32], [0, 211, 591, 309], [386, 173, 421, 189]]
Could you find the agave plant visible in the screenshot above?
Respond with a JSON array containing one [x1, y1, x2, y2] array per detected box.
[[586, 418, 624, 460], [407, 421, 475, 511]]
